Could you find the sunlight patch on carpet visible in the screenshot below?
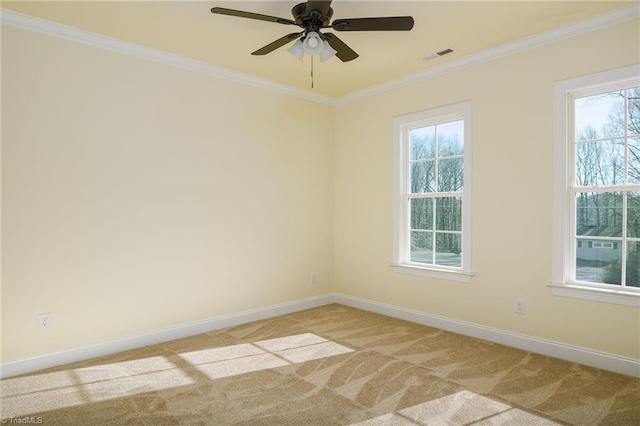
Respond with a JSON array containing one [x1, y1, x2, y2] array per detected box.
[[1, 334, 354, 419], [351, 390, 561, 425], [0, 356, 192, 418], [180, 333, 354, 379]]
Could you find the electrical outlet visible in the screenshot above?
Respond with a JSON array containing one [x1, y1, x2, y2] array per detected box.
[[39, 313, 51, 329], [515, 299, 525, 314], [310, 273, 317, 284]]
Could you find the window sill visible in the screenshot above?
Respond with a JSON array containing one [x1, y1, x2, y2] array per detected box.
[[391, 263, 473, 283], [548, 283, 640, 307]]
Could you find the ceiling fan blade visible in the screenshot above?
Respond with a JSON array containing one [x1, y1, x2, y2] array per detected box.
[[252, 32, 304, 56], [305, 0, 332, 18], [322, 33, 358, 62], [332, 16, 414, 31], [210, 7, 296, 26]]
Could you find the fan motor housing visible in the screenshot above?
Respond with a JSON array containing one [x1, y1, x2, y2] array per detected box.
[[292, 2, 333, 29]]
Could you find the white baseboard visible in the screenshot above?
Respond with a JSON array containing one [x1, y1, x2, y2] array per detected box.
[[334, 293, 640, 378], [0, 294, 335, 379], [3, 293, 638, 379]]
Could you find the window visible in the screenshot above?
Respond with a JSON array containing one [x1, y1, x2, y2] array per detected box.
[[393, 101, 472, 282], [591, 242, 615, 250], [553, 65, 640, 306]]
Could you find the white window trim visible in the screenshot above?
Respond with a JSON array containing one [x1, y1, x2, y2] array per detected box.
[[392, 101, 473, 283], [552, 64, 640, 307]]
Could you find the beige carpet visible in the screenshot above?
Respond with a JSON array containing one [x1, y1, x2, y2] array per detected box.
[[1, 304, 639, 425]]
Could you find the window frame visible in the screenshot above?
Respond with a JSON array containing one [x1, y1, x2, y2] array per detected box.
[[552, 64, 640, 307], [392, 101, 473, 283]]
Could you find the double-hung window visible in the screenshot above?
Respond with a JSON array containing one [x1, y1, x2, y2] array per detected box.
[[393, 101, 472, 282], [553, 65, 640, 306]]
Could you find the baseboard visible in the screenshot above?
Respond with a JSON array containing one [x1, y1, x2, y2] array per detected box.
[[4, 293, 637, 379], [334, 293, 640, 378], [0, 293, 335, 379]]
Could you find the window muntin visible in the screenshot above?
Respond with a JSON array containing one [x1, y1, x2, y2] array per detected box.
[[393, 102, 472, 281], [569, 85, 640, 290]]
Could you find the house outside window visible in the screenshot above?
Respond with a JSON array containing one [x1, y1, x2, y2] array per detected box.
[[553, 64, 640, 306], [393, 101, 473, 283]]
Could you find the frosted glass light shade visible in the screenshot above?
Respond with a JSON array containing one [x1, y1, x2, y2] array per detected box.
[[302, 32, 324, 56], [287, 39, 304, 61], [319, 43, 337, 62]]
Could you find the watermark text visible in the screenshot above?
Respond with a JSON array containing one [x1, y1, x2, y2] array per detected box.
[[1, 417, 44, 424]]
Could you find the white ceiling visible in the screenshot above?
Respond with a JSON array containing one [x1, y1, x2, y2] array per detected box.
[[2, 1, 636, 98]]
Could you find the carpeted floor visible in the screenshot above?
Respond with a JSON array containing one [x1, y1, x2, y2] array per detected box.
[[1, 304, 639, 425]]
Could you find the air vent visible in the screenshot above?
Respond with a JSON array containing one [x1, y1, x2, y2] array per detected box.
[[422, 48, 454, 61]]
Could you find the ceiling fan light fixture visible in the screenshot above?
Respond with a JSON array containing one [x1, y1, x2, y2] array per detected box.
[[319, 42, 337, 62], [287, 39, 305, 61], [211, 2, 415, 64], [302, 32, 325, 55]]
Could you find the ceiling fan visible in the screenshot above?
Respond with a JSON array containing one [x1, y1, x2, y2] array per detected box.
[[210, 0, 414, 62]]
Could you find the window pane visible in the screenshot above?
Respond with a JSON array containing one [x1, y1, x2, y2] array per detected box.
[[628, 192, 640, 238], [410, 198, 433, 230], [628, 87, 640, 136], [435, 233, 461, 267], [410, 126, 435, 160], [627, 242, 640, 287], [575, 239, 622, 285], [435, 197, 461, 231], [410, 231, 433, 264], [576, 192, 623, 237], [410, 160, 435, 193], [575, 140, 624, 186], [437, 120, 464, 157], [575, 91, 624, 140], [437, 158, 463, 192], [629, 138, 640, 184]]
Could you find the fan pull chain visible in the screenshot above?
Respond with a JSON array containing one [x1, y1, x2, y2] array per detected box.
[[311, 55, 314, 89]]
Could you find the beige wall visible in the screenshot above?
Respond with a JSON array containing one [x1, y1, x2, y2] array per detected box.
[[333, 19, 640, 359], [2, 18, 639, 364], [1, 26, 334, 360]]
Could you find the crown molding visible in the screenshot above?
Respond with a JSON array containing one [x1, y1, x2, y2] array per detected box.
[[1, 4, 638, 107], [0, 8, 334, 106], [334, 3, 640, 105]]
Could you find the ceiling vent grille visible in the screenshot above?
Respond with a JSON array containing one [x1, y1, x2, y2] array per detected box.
[[423, 48, 454, 61]]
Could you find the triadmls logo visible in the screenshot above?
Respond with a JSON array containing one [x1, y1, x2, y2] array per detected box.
[[1, 417, 44, 424]]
